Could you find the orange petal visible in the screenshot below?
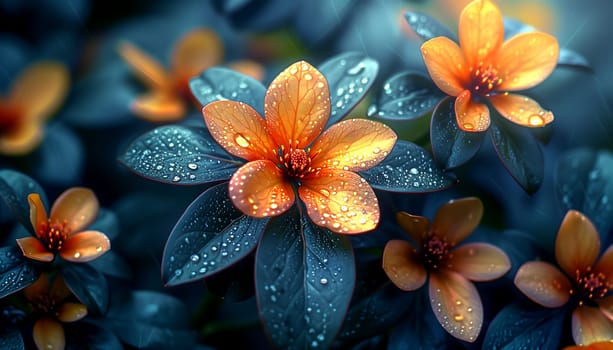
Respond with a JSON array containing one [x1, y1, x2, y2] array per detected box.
[[23, 273, 51, 302], [514, 261, 571, 308], [496, 32, 559, 91], [10, 61, 69, 121], [59, 230, 110, 263], [131, 92, 186, 122], [16, 237, 54, 262], [448, 243, 510, 281], [171, 28, 223, 87], [56, 302, 88, 322], [594, 245, 613, 287], [117, 41, 171, 90], [454, 90, 490, 132], [229, 160, 295, 218], [556, 210, 600, 278], [309, 119, 397, 172], [598, 295, 613, 321], [0, 120, 44, 155], [50, 187, 99, 233], [227, 60, 265, 81], [396, 211, 430, 245], [458, 0, 504, 68], [572, 306, 613, 345], [299, 169, 379, 234], [431, 197, 483, 245], [564, 342, 613, 350], [202, 100, 277, 162], [429, 270, 483, 342], [264, 61, 330, 150], [489, 93, 554, 127], [420, 37, 468, 96], [28, 193, 48, 236], [33, 317, 65, 350], [382, 239, 427, 291]]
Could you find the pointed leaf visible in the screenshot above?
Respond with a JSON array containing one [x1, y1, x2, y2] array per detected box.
[[319, 52, 379, 127], [255, 207, 355, 349], [120, 125, 242, 185], [87, 251, 132, 280], [162, 183, 268, 286], [88, 208, 120, 241], [430, 97, 486, 170], [61, 263, 109, 315], [0, 327, 24, 350], [0, 246, 40, 299], [360, 140, 455, 192], [189, 67, 267, 114], [0, 170, 47, 234], [404, 11, 456, 42], [489, 118, 544, 193]]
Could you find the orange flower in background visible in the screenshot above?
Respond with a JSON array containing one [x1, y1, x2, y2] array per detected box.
[[23, 274, 88, 350], [420, 0, 559, 132], [565, 341, 613, 350], [382, 197, 511, 342], [118, 28, 264, 122], [514, 210, 613, 345], [0, 62, 69, 155], [202, 61, 397, 234], [16, 187, 110, 263]]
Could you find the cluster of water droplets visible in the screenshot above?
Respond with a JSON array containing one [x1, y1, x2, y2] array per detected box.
[[404, 11, 455, 42], [327, 58, 374, 122], [430, 287, 480, 342], [0, 247, 37, 297]]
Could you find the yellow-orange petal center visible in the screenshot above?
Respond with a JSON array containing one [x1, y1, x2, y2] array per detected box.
[[38, 220, 70, 252], [422, 234, 452, 271], [469, 62, 503, 96], [572, 267, 610, 306], [278, 147, 315, 178]]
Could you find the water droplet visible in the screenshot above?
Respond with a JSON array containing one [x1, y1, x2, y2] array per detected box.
[[235, 134, 250, 147], [528, 114, 545, 126], [453, 313, 464, 321], [73, 252, 81, 259], [409, 168, 418, 175], [463, 122, 475, 130], [320, 278, 328, 285], [188, 163, 198, 170], [95, 246, 102, 252], [190, 254, 200, 262], [348, 62, 365, 75], [172, 176, 181, 182]]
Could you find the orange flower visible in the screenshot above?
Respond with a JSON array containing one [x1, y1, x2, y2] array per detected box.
[[382, 197, 511, 342], [118, 28, 264, 122], [16, 187, 110, 263], [564, 341, 613, 350], [420, 0, 559, 132], [23, 273, 88, 350], [514, 210, 613, 345], [0, 62, 69, 155], [202, 61, 397, 234]]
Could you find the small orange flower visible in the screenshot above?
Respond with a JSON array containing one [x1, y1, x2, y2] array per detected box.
[[23, 273, 88, 350], [514, 210, 613, 345], [16, 187, 110, 263], [382, 197, 511, 342], [0, 62, 69, 155], [118, 28, 264, 122], [202, 61, 397, 234], [564, 341, 613, 350], [420, 0, 559, 131]]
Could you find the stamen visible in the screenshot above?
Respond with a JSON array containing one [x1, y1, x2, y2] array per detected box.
[[421, 235, 450, 271]]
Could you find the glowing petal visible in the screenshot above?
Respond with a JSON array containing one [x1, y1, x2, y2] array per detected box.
[[50, 188, 99, 233], [33, 318, 65, 350], [556, 210, 600, 277], [572, 306, 613, 346], [382, 239, 427, 291], [421, 37, 468, 96], [514, 261, 571, 308], [594, 246, 613, 287], [59, 230, 110, 263], [28, 193, 48, 236], [202, 100, 277, 162], [171, 28, 223, 86], [0, 120, 43, 155], [431, 197, 483, 245], [454, 90, 490, 132], [458, 0, 504, 68], [10, 62, 69, 121], [228, 60, 265, 81], [429, 270, 483, 343], [396, 211, 429, 245], [264, 61, 330, 150], [489, 93, 554, 127], [229, 160, 295, 218], [564, 342, 613, 350], [299, 169, 379, 234], [117, 41, 170, 90], [497, 32, 559, 91], [56, 302, 88, 322], [131, 92, 186, 122], [449, 243, 510, 281], [16, 237, 54, 262], [310, 119, 397, 172]]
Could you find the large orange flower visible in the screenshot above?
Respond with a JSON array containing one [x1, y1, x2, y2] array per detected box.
[[16, 187, 110, 263], [515, 210, 613, 345], [118, 28, 264, 122], [420, 0, 559, 132], [382, 197, 511, 342], [202, 61, 397, 234]]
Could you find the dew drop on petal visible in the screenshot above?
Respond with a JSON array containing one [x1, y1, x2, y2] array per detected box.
[[528, 114, 545, 126], [235, 134, 250, 148], [73, 252, 81, 259]]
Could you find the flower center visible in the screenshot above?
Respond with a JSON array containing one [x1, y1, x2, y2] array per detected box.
[[421, 235, 451, 271], [30, 294, 58, 315], [0, 102, 22, 136], [39, 221, 70, 252], [571, 268, 610, 306], [279, 147, 313, 178], [469, 63, 502, 96]]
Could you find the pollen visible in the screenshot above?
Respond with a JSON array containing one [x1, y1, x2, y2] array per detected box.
[[421, 234, 451, 271], [280, 147, 313, 178], [573, 268, 610, 305], [469, 63, 502, 96], [40, 220, 70, 252]]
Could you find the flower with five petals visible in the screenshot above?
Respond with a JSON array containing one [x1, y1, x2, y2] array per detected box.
[[16, 187, 111, 263], [202, 61, 397, 234], [382, 197, 511, 342], [420, 0, 559, 131], [514, 210, 613, 345]]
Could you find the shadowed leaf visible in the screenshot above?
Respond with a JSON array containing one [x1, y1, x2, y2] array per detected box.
[[0, 246, 40, 299], [0, 170, 47, 234]]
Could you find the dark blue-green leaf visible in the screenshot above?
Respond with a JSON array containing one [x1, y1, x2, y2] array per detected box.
[[0, 327, 23, 350], [61, 263, 109, 315], [0, 246, 40, 299], [162, 183, 267, 286], [319, 52, 379, 127], [489, 118, 544, 193], [404, 11, 456, 42], [430, 97, 486, 170], [30, 123, 83, 187], [189, 67, 267, 114], [0, 170, 47, 234], [120, 125, 242, 185], [256, 207, 355, 349], [360, 140, 455, 192], [295, 0, 354, 45], [87, 251, 132, 280], [89, 208, 120, 241], [65, 321, 123, 350]]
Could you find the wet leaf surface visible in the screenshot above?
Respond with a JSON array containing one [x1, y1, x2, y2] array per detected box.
[[0, 170, 47, 235], [61, 263, 109, 315], [0, 246, 39, 299], [404, 11, 456, 42], [0, 327, 23, 350]]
